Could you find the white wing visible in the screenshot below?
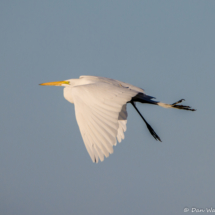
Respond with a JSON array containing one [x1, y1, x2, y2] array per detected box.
[[72, 82, 139, 163], [80, 75, 145, 94]]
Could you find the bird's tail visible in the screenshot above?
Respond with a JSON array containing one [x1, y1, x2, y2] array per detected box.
[[132, 94, 196, 111]]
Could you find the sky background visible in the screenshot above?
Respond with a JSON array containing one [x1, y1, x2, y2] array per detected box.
[[1, 1, 215, 215]]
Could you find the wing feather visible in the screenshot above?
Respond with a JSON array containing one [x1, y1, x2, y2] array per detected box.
[[90, 111, 118, 137], [81, 109, 112, 155], [92, 105, 119, 119], [84, 121, 109, 160], [90, 117, 116, 145], [77, 102, 114, 156], [72, 82, 138, 162], [86, 117, 114, 154]]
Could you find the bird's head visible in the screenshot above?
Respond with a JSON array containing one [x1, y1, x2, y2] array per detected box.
[[39, 79, 76, 103]]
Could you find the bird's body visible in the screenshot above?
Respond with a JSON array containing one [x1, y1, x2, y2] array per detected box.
[[63, 76, 145, 104], [40, 76, 195, 163]]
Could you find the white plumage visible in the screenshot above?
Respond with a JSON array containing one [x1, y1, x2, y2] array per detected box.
[[40, 75, 196, 163]]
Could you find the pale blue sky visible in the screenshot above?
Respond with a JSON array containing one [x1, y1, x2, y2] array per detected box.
[[1, 1, 215, 215]]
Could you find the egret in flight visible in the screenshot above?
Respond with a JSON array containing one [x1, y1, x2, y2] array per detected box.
[[40, 76, 195, 163]]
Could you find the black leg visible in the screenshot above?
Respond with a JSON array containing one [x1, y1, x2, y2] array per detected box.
[[131, 101, 162, 142]]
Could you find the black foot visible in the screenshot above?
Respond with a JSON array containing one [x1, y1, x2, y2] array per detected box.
[[145, 122, 162, 142], [172, 99, 196, 111]]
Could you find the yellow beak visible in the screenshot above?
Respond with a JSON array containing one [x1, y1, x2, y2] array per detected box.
[[39, 81, 70, 86]]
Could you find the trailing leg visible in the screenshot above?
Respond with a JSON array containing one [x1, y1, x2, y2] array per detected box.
[[131, 101, 162, 142], [158, 99, 196, 111], [131, 93, 196, 111]]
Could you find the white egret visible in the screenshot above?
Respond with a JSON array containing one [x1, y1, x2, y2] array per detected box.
[[40, 76, 196, 163]]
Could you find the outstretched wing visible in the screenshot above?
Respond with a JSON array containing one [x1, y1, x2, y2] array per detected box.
[[72, 82, 138, 163]]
